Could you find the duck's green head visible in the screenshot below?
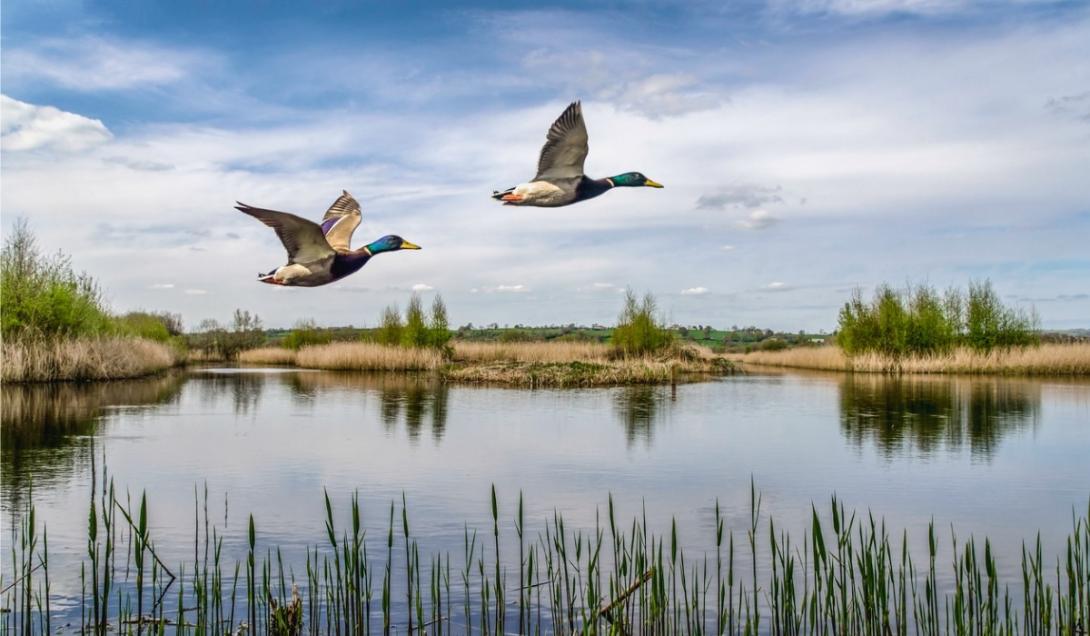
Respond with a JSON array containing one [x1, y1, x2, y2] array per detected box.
[[366, 235, 422, 254], [611, 172, 664, 188]]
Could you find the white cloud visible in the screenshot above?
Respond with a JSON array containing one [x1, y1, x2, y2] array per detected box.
[[681, 287, 709, 296], [494, 284, 530, 293], [737, 209, 780, 231], [767, 282, 787, 289], [1, 94, 112, 152], [150, 283, 175, 289], [721, 245, 735, 252], [184, 289, 208, 295], [411, 283, 434, 292]]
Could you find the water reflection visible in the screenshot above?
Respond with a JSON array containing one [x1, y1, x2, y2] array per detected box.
[[613, 385, 675, 446], [839, 374, 1041, 458], [288, 372, 450, 442], [1, 373, 185, 506], [191, 369, 267, 415]]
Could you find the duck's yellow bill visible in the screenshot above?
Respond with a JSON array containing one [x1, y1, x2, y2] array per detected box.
[[644, 179, 664, 188], [401, 241, 422, 250]]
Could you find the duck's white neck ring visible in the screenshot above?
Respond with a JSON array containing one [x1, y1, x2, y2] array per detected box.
[[606, 178, 615, 187]]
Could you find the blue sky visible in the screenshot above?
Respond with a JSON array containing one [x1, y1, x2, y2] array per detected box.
[[3, 0, 1089, 330]]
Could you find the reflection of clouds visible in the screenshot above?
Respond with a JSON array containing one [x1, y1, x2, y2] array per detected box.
[[838, 375, 1041, 459]]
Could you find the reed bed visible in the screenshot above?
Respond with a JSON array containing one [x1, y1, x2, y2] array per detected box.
[[0, 337, 182, 383], [452, 341, 612, 363], [729, 343, 1090, 375], [238, 346, 299, 365], [3, 466, 1088, 635], [296, 342, 444, 371]]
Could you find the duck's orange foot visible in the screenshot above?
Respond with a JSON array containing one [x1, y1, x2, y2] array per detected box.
[[501, 193, 524, 202]]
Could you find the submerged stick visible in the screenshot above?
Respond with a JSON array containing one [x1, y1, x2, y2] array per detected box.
[[598, 567, 655, 624]]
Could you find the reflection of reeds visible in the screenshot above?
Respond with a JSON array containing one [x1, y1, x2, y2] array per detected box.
[[1, 337, 181, 383], [237, 347, 298, 365], [4, 466, 1088, 635], [729, 343, 1090, 375]]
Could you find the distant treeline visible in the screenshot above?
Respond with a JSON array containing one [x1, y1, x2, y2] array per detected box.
[[837, 281, 1038, 357]]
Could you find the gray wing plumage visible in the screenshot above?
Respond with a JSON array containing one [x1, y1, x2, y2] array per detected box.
[[534, 101, 589, 182], [236, 203, 335, 264], [321, 190, 362, 252]]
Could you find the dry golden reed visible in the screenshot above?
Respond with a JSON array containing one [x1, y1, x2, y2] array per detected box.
[[451, 341, 611, 363], [238, 347, 298, 365], [1, 337, 181, 383], [728, 343, 1090, 375], [295, 342, 443, 371]]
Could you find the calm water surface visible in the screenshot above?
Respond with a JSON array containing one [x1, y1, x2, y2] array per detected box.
[[2, 367, 1088, 618]]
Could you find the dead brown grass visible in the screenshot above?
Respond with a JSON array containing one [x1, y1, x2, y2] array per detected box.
[[1, 337, 183, 383], [295, 342, 444, 371], [727, 343, 1090, 375], [238, 347, 298, 365]]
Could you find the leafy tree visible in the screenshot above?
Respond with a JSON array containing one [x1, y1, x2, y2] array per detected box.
[[402, 294, 429, 347], [612, 289, 672, 356]]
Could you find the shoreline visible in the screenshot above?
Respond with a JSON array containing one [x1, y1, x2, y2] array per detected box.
[[726, 343, 1090, 376], [237, 341, 736, 387]]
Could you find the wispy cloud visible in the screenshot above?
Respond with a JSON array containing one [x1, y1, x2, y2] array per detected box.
[[681, 287, 709, 296], [3, 37, 202, 91], [149, 283, 175, 289], [411, 283, 435, 292], [697, 185, 784, 211]]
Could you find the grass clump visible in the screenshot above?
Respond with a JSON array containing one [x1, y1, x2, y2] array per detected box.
[[612, 289, 673, 357], [838, 280, 1038, 358]]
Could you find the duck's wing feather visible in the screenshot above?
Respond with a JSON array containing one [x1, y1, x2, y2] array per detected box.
[[320, 190, 362, 252], [236, 203, 334, 264], [534, 101, 589, 183]]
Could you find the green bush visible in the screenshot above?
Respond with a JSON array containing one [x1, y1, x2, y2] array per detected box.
[[375, 306, 404, 346], [282, 319, 333, 350], [428, 295, 451, 349], [1, 220, 114, 339], [758, 337, 788, 351], [837, 280, 1037, 357], [611, 289, 672, 356], [401, 294, 430, 348]]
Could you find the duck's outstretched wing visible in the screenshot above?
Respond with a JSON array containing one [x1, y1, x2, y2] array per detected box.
[[236, 203, 334, 264], [320, 190, 362, 252], [534, 101, 589, 182]]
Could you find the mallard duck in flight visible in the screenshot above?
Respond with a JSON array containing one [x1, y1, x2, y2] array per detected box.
[[492, 101, 663, 207], [236, 190, 420, 287]]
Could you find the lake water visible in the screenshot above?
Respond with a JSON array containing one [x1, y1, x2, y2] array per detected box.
[[2, 367, 1088, 625]]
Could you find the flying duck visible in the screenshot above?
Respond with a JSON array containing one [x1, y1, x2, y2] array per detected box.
[[492, 100, 663, 207], [236, 190, 420, 287]]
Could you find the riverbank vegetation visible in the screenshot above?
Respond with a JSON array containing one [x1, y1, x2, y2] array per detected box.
[[838, 281, 1037, 356], [729, 342, 1090, 375], [4, 468, 1087, 634], [237, 290, 731, 385], [0, 221, 184, 382]]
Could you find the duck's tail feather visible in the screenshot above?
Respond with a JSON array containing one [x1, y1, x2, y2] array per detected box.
[[491, 187, 515, 201]]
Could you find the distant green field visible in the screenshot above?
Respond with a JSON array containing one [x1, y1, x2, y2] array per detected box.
[[259, 324, 832, 352]]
